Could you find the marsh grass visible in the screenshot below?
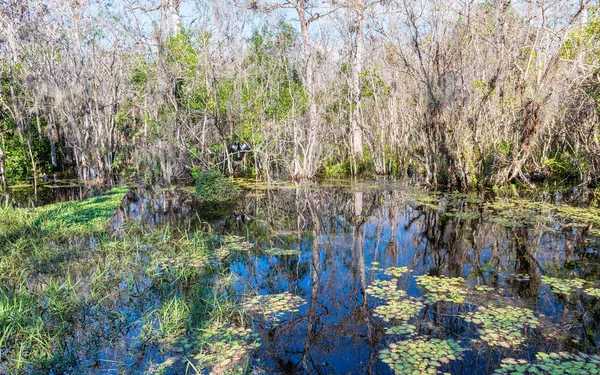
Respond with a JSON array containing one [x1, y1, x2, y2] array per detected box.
[[0, 188, 248, 374]]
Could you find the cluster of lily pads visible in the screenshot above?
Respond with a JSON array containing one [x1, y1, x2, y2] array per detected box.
[[366, 279, 407, 301], [463, 305, 540, 348], [214, 235, 254, 261], [384, 266, 412, 278], [194, 322, 260, 374], [415, 275, 468, 303], [584, 287, 600, 298], [540, 276, 600, 299], [495, 352, 600, 374], [379, 337, 465, 375], [373, 298, 425, 323], [263, 247, 301, 256], [242, 292, 306, 323], [540, 276, 586, 296]]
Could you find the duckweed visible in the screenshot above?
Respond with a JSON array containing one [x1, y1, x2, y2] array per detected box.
[[379, 337, 465, 375], [463, 306, 540, 348]]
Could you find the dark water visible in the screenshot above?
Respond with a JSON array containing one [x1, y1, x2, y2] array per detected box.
[[113, 181, 600, 374], [2, 176, 107, 207]]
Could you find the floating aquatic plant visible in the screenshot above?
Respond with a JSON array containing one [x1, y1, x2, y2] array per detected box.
[[373, 298, 424, 323], [463, 306, 540, 348], [385, 324, 417, 336], [242, 292, 306, 323], [474, 285, 496, 293], [194, 322, 260, 374], [384, 267, 412, 278], [415, 275, 467, 303], [584, 287, 600, 298], [214, 235, 253, 261], [540, 276, 586, 296], [366, 279, 407, 301], [263, 247, 301, 256], [494, 352, 600, 375], [511, 273, 531, 282], [379, 337, 465, 375]]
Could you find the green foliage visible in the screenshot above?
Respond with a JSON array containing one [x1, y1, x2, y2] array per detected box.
[[156, 296, 191, 340], [0, 118, 53, 184], [542, 152, 585, 182], [379, 337, 465, 375], [192, 169, 240, 204]]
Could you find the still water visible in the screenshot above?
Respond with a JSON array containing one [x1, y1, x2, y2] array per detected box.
[[123, 180, 600, 374]]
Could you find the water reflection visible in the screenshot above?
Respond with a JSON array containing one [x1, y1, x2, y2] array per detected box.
[[113, 181, 600, 374], [2, 175, 105, 207], [206, 182, 600, 375]]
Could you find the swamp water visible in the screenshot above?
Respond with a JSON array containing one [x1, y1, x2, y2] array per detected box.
[[2, 180, 600, 374]]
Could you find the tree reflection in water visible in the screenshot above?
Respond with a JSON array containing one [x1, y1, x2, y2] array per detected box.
[[201, 182, 600, 374]]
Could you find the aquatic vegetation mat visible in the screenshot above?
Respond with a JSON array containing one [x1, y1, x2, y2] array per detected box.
[[242, 292, 306, 323], [584, 287, 600, 298], [463, 306, 540, 348], [540, 276, 587, 296], [263, 247, 302, 256], [415, 275, 468, 303], [366, 279, 407, 301], [384, 266, 412, 278], [379, 337, 465, 375], [373, 298, 425, 323], [385, 324, 418, 336], [495, 352, 600, 374], [193, 322, 260, 374]]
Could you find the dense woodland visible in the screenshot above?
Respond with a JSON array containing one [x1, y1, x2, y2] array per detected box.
[[1, 0, 600, 189]]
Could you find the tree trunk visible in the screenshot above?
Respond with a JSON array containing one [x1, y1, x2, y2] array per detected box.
[[168, 0, 181, 36], [293, 1, 320, 181], [350, 11, 364, 162], [0, 143, 6, 190]]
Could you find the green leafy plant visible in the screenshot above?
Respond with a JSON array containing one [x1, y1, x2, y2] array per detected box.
[[192, 169, 240, 204]]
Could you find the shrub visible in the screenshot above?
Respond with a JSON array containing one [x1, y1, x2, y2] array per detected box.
[[192, 169, 240, 204]]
